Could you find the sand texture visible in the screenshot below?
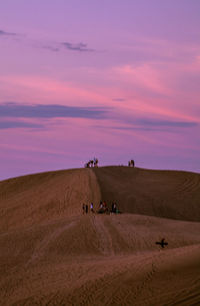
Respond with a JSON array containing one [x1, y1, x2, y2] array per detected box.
[[0, 166, 200, 305]]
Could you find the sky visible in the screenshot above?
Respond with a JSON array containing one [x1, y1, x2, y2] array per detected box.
[[0, 0, 200, 180]]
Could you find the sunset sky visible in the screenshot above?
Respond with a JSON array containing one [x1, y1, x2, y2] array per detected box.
[[1, 0, 200, 180]]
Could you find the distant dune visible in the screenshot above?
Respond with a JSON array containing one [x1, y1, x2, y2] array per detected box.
[[0, 167, 200, 305]]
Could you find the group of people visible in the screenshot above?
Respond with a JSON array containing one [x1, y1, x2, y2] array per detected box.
[[82, 202, 94, 214], [84, 158, 98, 168], [84, 158, 135, 168], [82, 201, 120, 215]]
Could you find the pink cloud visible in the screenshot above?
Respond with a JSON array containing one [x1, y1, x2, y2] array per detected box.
[[0, 75, 108, 106], [113, 64, 170, 95]]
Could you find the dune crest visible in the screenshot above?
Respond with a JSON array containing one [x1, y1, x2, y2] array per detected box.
[[1, 166, 200, 231]]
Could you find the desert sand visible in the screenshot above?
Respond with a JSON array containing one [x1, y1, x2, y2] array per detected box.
[[0, 166, 200, 305]]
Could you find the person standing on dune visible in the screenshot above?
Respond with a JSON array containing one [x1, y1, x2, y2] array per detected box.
[[82, 203, 85, 214]]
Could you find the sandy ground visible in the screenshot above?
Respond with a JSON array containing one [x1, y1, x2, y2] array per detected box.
[[0, 167, 200, 305]]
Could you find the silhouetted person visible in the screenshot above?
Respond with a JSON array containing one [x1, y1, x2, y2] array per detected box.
[[85, 204, 88, 214], [90, 202, 94, 213], [99, 201, 103, 209], [128, 159, 135, 167], [94, 157, 98, 167], [111, 202, 115, 213], [82, 203, 85, 214], [98, 201, 104, 214]]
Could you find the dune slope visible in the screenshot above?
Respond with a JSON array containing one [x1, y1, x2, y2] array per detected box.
[[0, 168, 101, 231], [1, 166, 200, 232], [0, 214, 200, 305], [0, 166, 200, 305], [93, 166, 200, 221]]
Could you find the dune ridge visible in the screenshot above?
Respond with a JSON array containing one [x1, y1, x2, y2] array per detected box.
[[1, 166, 200, 232], [0, 166, 200, 305]]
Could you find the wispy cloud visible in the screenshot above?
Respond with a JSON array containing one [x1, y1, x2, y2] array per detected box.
[[94, 116, 198, 133], [36, 41, 95, 53], [112, 98, 126, 102], [62, 42, 94, 52], [0, 102, 108, 119], [42, 45, 60, 52], [0, 103, 197, 132], [135, 118, 198, 128], [95, 125, 178, 133], [0, 29, 16, 36], [0, 120, 43, 130], [0, 28, 95, 54]]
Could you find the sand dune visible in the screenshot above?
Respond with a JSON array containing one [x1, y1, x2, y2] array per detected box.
[[93, 166, 200, 221], [0, 167, 200, 305], [0, 168, 101, 231]]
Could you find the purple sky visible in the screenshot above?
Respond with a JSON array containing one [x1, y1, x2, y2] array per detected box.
[[1, 0, 200, 180]]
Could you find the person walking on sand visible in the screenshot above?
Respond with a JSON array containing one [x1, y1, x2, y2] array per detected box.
[[82, 203, 85, 214], [90, 202, 94, 213], [100, 201, 103, 209], [85, 204, 88, 214], [113, 202, 117, 213], [103, 201, 107, 213]]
